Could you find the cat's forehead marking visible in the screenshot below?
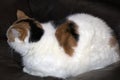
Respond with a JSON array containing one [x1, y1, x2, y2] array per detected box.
[[55, 20, 79, 56], [14, 20, 30, 29], [15, 18, 42, 29]]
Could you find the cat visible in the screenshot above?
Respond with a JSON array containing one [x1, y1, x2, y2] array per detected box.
[[6, 10, 120, 78]]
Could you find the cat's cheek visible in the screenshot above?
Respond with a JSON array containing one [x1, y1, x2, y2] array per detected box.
[[8, 41, 18, 50], [8, 37, 21, 48], [8, 38, 26, 54], [8, 41, 28, 56], [8, 42, 18, 53], [8, 42, 13, 48]]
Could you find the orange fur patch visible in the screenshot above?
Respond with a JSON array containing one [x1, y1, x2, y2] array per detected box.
[[55, 20, 78, 56], [7, 22, 30, 42], [109, 36, 118, 47], [109, 36, 120, 55]]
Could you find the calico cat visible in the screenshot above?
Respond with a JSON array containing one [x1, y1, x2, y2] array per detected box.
[[6, 10, 120, 78]]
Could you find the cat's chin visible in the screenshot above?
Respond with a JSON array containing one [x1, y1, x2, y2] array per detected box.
[[8, 40, 30, 56]]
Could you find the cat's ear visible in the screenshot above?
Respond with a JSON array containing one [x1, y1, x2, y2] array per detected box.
[[17, 10, 29, 19], [55, 20, 79, 56]]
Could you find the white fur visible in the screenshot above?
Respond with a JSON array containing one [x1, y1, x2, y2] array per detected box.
[[8, 13, 120, 78]]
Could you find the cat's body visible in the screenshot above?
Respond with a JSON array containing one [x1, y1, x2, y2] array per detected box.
[[7, 10, 120, 78]]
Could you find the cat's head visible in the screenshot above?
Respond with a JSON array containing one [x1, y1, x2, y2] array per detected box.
[[7, 10, 44, 43]]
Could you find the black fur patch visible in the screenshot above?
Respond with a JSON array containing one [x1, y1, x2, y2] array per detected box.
[[67, 22, 79, 41], [16, 19, 44, 42], [52, 18, 67, 28]]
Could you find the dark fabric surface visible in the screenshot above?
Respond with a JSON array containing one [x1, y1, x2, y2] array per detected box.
[[0, 0, 120, 80]]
